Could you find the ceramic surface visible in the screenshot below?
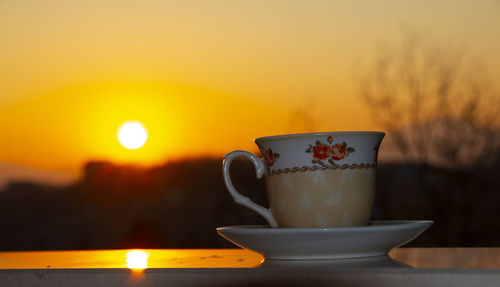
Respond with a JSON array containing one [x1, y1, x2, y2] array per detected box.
[[266, 168, 375, 227], [255, 131, 384, 173], [222, 131, 385, 228], [217, 220, 433, 260]]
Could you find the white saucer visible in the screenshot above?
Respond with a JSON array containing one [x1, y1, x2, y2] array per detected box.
[[217, 220, 432, 260]]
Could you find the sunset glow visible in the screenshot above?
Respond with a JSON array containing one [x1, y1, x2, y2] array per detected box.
[[118, 121, 148, 150], [0, 0, 498, 179]]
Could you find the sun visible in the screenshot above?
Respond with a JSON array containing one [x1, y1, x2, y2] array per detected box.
[[117, 121, 148, 150]]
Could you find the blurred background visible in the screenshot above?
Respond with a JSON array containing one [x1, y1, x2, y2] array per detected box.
[[0, 0, 499, 250]]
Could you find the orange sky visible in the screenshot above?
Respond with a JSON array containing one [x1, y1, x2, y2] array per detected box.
[[0, 0, 499, 183]]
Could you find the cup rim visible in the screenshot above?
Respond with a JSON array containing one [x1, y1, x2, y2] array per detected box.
[[255, 131, 385, 143]]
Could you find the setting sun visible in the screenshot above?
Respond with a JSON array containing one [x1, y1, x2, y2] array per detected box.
[[117, 121, 148, 150]]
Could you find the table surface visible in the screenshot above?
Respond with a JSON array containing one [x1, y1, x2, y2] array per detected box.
[[0, 248, 499, 269], [0, 248, 499, 287]]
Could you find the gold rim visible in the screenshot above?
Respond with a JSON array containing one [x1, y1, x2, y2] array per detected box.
[[255, 131, 385, 143]]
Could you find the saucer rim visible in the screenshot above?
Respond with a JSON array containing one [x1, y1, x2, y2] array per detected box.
[[217, 220, 433, 260], [217, 220, 433, 233]]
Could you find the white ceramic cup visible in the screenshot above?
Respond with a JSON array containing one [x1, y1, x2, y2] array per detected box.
[[223, 132, 385, 228]]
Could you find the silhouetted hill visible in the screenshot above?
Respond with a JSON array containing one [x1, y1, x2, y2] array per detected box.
[[375, 162, 500, 246], [0, 157, 498, 250], [0, 158, 269, 250]]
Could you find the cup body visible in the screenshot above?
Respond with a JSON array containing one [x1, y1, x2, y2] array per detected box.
[[255, 132, 384, 228]]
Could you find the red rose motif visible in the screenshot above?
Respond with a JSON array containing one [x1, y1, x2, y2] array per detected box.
[[312, 144, 332, 160], [264, 149, 275, 167], [331, 144, 346, 161]]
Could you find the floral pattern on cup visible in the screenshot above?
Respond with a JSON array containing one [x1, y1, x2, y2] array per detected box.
[[311, 143, 331, 160], [331, 143, 347, 160], [306, 136, 355, 166], [263, 148, 280, 167]]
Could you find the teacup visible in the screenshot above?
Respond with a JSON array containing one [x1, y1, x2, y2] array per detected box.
[[223, 131, 385, 228]]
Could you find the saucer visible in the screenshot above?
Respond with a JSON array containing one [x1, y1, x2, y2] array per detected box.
[[217, 220, 432, 260]]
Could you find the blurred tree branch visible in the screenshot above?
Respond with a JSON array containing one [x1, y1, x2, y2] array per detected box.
[[360, 33, 500, 246], [288, 98, 317, 133], [360, 32, 500, 168]]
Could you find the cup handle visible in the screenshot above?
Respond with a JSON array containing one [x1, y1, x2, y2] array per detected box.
[[222, 150, 278, 227]]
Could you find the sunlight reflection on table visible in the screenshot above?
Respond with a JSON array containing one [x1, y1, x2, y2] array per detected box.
[[126, 250, 149, 269], [0, 249, 263, 269]]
